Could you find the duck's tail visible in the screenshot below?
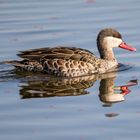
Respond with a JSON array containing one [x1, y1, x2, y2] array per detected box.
[[2, 60, 25, 67], [3, 60, 43, 72]]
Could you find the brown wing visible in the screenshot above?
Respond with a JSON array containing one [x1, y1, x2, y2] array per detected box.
[[18, 46, 97, 64]]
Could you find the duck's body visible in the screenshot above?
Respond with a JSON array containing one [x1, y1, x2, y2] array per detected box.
[[13, 47, 117, 77], [6, 28, 136, 77]]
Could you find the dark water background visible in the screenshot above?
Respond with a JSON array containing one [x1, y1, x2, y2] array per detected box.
[[0, 0, 140, 140]]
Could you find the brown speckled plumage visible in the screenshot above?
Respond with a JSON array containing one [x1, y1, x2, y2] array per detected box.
[[5, 28, 135, 77], [11, 47, 104, 77]]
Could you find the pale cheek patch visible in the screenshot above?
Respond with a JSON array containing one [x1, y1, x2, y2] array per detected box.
[[103, 37, 122, 48]]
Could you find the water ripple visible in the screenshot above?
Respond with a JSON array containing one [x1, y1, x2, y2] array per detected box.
[[0, 0, 140, 140]]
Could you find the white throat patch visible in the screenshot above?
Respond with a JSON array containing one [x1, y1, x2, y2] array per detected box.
[[103, 36, 122, 48]]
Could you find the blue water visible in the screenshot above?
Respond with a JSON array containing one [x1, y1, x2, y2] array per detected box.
[[0, 0, 140, 140]]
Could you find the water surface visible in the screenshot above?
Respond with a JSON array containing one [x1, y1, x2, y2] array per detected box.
[[0, 0, 140, 140]]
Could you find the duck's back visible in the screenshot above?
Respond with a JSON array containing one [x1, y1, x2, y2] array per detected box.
[[8, 47, 100, 77], [18, 47, 97, 62]]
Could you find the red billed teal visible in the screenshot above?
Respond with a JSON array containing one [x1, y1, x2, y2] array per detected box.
[[6, 28, 136, 77]]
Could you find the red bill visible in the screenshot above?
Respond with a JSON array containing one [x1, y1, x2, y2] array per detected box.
[[119, 42, 136, 51]]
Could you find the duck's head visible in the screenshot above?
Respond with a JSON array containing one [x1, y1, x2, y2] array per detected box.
[[97, 28, 136, 60]]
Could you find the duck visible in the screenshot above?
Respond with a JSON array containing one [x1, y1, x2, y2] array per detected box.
[[6, 28, 136, 77]]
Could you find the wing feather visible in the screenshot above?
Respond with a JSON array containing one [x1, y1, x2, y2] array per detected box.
[[18, 46, 98, 64]]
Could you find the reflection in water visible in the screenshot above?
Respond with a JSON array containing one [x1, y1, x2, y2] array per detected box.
[[99, 78, 137, 106], [19, 74, 98, 98], [19, 71, 137, 105], [1, 63, 138, 125], [105, 113, 119, 118], [0, 64, 138, 105]]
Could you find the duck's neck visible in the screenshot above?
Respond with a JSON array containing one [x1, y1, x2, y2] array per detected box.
[[100, 48, 116, 61], [98, 37, 117, 62]]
